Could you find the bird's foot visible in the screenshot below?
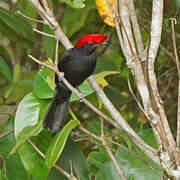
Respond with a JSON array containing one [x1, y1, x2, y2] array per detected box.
[[78, 93, 84, 102], [58, 72, 64, 81]]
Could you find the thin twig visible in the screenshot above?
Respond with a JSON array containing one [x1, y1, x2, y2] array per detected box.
[[26, 138, 46, 158], [33, 28, 56, 38], [100, 115, 126, 180], [127, 77, 150, 119], [170, 18, 180, 148], [54, 39, 59, 67], [28, 55, 55, 71], [26, 138, 79, 179], [101, 137, 127, 180], [17, 10, 45, 23], [0, 129, 14, 139]]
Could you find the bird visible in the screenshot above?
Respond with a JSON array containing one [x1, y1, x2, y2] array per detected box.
[[43, 34, 108, 134]]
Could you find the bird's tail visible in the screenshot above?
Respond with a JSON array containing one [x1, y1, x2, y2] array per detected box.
[[43, 81, 71, 133]]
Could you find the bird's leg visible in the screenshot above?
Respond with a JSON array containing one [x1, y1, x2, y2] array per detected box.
[[76, 87, 84, 102]]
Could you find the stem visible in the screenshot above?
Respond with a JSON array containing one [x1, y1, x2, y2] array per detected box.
[[170, 18, 180, 148]]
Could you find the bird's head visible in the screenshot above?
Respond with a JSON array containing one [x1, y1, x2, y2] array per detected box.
[[75, 34, 108, 55]]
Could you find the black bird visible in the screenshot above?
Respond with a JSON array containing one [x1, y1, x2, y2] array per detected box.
[[43, 34, 108, 133]]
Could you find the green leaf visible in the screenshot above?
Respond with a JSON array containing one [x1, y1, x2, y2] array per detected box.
[[0, 8, 33, 41], [10, 100, 50, 156], [18, 141, 49, 180], [0, 20, 33, 49], [17, 131, 51, 180], [0, 56, 12, 83], [47, 137, 90, 180], [19, 99, 50, 141], [70, 82, 93, 102], [13, 64, 20, 83], [91, 71, 120, 87], [5, 71, 36, 104], [172, 0, 180, 8], [33, 69, 55, 99], [42, 25, 56, 58], [87, 151, 109, 175], [14, 92, 45, 138], [138, 129, 158, 149], [45, 119, 80, 169], [0, 118, 32, 180], [59, 0, 85, 9], [61, 5, 89, 37]]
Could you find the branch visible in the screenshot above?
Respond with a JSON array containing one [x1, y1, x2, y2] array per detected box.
[[170, 18, 180, 148], [100, 116, 126, 180], [128, 0, 145, 61], [148, 0, 178, 160], [33, 28, 56, 38], [0, 129, 14, 139], [17, 10, 45, 24]]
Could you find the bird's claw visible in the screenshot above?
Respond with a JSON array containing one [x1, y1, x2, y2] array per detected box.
[[78, 93, 84, 102], [58, 72, 64, 81]]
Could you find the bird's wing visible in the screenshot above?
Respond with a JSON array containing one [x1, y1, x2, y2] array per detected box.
[[58, 48, 73, 71]]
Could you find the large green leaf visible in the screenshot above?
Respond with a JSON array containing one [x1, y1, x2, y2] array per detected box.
[[0, 56, 12, 83], [59, 0, 85, 8], [14, 92, 45, 138], [45, 119, 80, 169], [0, 7, 33, 41], [47, 137, 90, 180], [17, 131, 51, 180], [33, 69, 55, 99], [14, 100, 51, 180], [18, 141, 49, 180], [0, 118, 32, 180], [10, 99, 50, 156]]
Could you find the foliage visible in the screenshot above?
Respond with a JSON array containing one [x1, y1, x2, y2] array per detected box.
[[0, 0, 180, 179]]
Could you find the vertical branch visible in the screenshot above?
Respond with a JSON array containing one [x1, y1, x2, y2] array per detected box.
[[128, 0, 145, 60], [170, 18, 180, 148], [148, 0, 177, 156], [118, 0, 137, 57]]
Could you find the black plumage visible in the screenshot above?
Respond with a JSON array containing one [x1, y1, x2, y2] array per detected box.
[[43, 43, 98, 133]]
